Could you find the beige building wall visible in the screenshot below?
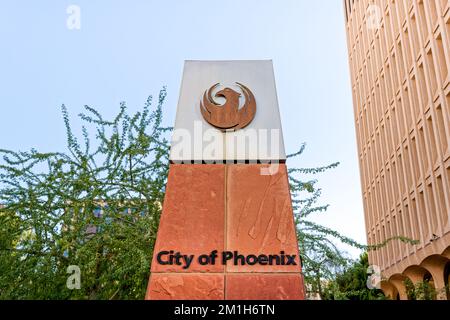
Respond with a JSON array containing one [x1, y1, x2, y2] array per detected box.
[[344, 0, 450, 299]]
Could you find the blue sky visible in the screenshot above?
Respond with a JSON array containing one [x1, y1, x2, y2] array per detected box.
[[0, 0, 366, 257]]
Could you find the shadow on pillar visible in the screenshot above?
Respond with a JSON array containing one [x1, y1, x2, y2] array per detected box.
[[444, 262, 450, 300], [421, 255, 450, 300], [389, 274, 409, 300], [380, 280, 399, 300]]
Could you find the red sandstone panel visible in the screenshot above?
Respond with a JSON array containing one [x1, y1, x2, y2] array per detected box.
[[147, 274, 224, 300], [151, 164, 225, 273], [226, 164, 301, 273], [226, 274, 304, 300]]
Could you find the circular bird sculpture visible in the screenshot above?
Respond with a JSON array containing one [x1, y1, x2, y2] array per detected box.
[[200, 82, 256, 132]]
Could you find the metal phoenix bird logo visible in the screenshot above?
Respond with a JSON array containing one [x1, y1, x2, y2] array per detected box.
[[200, 82, 256, 131]]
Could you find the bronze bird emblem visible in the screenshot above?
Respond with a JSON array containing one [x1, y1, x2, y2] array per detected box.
[[200, 82, 256, 131]]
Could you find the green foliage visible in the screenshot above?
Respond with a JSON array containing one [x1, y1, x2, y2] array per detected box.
[[321, 252, 386, 300], [404, 278, 447, 300], [0, 88, 170, 299], [288, 146, 351, 298], [0, 89, 416, 299]]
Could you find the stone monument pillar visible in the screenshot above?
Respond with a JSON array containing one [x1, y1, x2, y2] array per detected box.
[[146, 60, 305, 300]]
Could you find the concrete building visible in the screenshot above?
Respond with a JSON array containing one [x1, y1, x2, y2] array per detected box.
[[343, 0, 450, 299]]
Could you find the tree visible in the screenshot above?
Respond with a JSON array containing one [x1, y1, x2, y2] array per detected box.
[[404, 278, 448, 300], [321, 252, 386, 300], [0, 89, 170, 299], [0, 89, 412, 299], [287, 146, 354, 298]]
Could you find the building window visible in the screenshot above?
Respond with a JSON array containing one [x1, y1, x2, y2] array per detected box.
[[403, 85, 412, 129], [395, 211, 405, 258], [391, 52, 400, 92], [376, 180, 382, 221], [443, 0, 450, 15], [426, 114, 439, 165], [417, 62, 430, 109], [391, 104, 399, 148], [446, 13, 450, 58], [404, 144, 413, 190], [397, 96, 406, 139], [381, 122, 387, 161], [410, 74, 421, 119], [411, 135, 421, 182], [392, 160, 399, 203], [436, 175, 448, 227], [397, 0, 406, 25], [426, 47, 438, 97], [435, 33, 449, 84], [435, 104, 449, 156], [385, 10, 392, 47], [377, 228, 383, 266], [387, 220, 394, 265], [397, 40, 406, 81], [404, 203, 414, 254], [381, 173, 387, 215], [386, 166, 393, 208], [418, 190, 430, 242], [426, 182, 439, 235], [382, 224, 390, 265], [403, 26, 413, 68], [418, 126, 429, 174], [398, 153, 406, 196], [380, 73, 388, 110], [391, 2, 400, 38], [411, 197, 422, 245], [410, 13, 420, 54], [427, 0, 438, 27], [417, 0, 429, 43]]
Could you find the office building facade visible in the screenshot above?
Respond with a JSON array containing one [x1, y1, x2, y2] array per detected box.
[[344, 0, 450, 299]]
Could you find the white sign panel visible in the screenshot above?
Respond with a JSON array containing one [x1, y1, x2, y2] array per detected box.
[[170, 60, 286, 163]]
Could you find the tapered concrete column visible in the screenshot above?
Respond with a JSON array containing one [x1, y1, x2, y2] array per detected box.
[[403, 266, 428, 300], [146, 60, 305, 300], [380, 281, 398, 300], [146, 164, 305, 300], [403, 270, 426, 284]]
